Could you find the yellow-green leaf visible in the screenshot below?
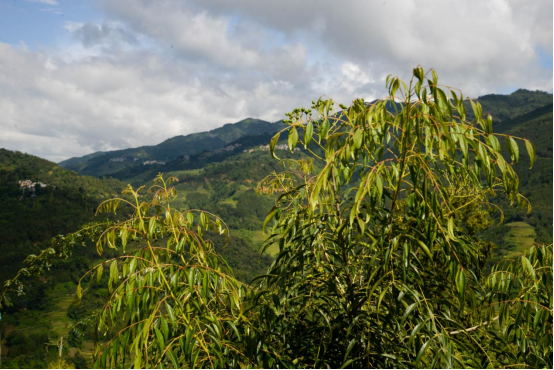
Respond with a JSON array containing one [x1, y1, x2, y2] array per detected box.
[[304, 121, 313, 148], [288, 127, 298, 151], [270, 132, 281, 160], [506, 136, 519, 163], [525, 140, 535, 169]]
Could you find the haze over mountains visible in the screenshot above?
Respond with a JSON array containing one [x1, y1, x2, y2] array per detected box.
[[59, 89, 552, 176], [58, 118, 284, 178]]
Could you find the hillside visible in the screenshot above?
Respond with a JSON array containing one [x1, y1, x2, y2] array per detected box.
[[0, 149, 127, 280], [474, 89, 552, 122], [0, 150, 130, 366], [481, 103, 553, 258], [59, 118, 286, 177], [0, 149, 274, 368]]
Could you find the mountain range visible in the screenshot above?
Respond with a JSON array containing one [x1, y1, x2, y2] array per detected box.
[[59, 118, 286, 178]]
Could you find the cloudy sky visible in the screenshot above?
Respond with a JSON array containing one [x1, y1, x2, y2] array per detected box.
[[0, 0, 552, 162]]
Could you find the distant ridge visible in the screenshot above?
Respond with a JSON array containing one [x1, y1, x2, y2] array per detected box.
[[59, 118, 285, 177], [58, 89, 551, 178]]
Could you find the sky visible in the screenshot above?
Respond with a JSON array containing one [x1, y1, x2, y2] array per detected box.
[[0, 0, 552, 162]]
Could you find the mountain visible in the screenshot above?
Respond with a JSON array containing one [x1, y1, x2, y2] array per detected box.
[[490, 103, 553, 247], [59, 118, 285, 177], [57, 90, 553, 255], [0, 149, 126, 282], [474, 89, 552, 122]]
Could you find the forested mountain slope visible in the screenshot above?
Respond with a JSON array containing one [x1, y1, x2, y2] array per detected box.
[[59, 118, 285, 177], [0, 149, 126, 282], [474, 89, 552, 122], [0, 150, 128, 367], [481, 103, 553, 257]]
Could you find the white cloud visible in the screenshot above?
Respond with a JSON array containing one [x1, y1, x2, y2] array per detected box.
[[182, 0, 552, 92], [0, 0, 551, 161], [0, 42, 322, 162], [27, 0, 59, 5]]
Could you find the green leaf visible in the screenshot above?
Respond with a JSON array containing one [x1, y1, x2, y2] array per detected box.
[[457, 269, 466, 311], [161, 316, 169, 339], [485, 114, 493, 135], [155, 327, 165, 350], [409, 321, 426, 345], [469, 100, 482, 120], [304, 121, 313, 148], [413, 66, 424, 82], [166, 303, 176, 325], [343, 338, 356, 365], [288, 127, 298, 151], [186, 212, 194, 225], [375, 174, 383, 199], [320, 118, 330, 139], [415, 339, 432, 365], [109, 260, 118, 285], [188, 269, 194, 291], [417, 240, 433, 261], [96, 263, 103, 284], [521, 256, 535, 278], [401, 303, 417, 324], [270, 132, 281, 159], [341, 359, 356, 369], [353, 129, 363, 150], [506, 136, 519, 163], [129, 257, 137, 275], [525, 140, 535, 168], [263, 206, 278, 233], [168, 350, 179, 368], [200, 211, 208, 229], [486, 135, 500, 152], [447, 217, 455, 239], [390, 78, 399, 97], [76, 282, 83, 299], [134, 349, 142, 368], [451, 90, 458, 106], [148, 216, 157, 236]]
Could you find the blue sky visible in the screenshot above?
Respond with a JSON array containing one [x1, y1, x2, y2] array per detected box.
[[0, 0, 552, 162], [0, 0, 101, 47]]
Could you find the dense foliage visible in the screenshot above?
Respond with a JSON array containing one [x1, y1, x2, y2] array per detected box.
[[0, 149, 126, 284], [254, 69, 551, 367]]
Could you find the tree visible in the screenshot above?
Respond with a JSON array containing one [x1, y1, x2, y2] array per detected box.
[[255, 67, 551, 367]]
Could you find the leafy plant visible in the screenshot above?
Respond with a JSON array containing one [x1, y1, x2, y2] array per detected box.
[[255, 66, 550, 368], [80, 176, 254, 368]]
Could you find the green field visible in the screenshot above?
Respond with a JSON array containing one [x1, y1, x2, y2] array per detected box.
[[230, 229, 279, 256], [502, 221, 536, 258]]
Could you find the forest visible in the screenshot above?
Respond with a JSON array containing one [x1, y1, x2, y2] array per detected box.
[[0, 68, 552, 368]]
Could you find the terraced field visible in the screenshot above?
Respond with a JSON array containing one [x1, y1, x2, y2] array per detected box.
[[502, 221, 536, 258]]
